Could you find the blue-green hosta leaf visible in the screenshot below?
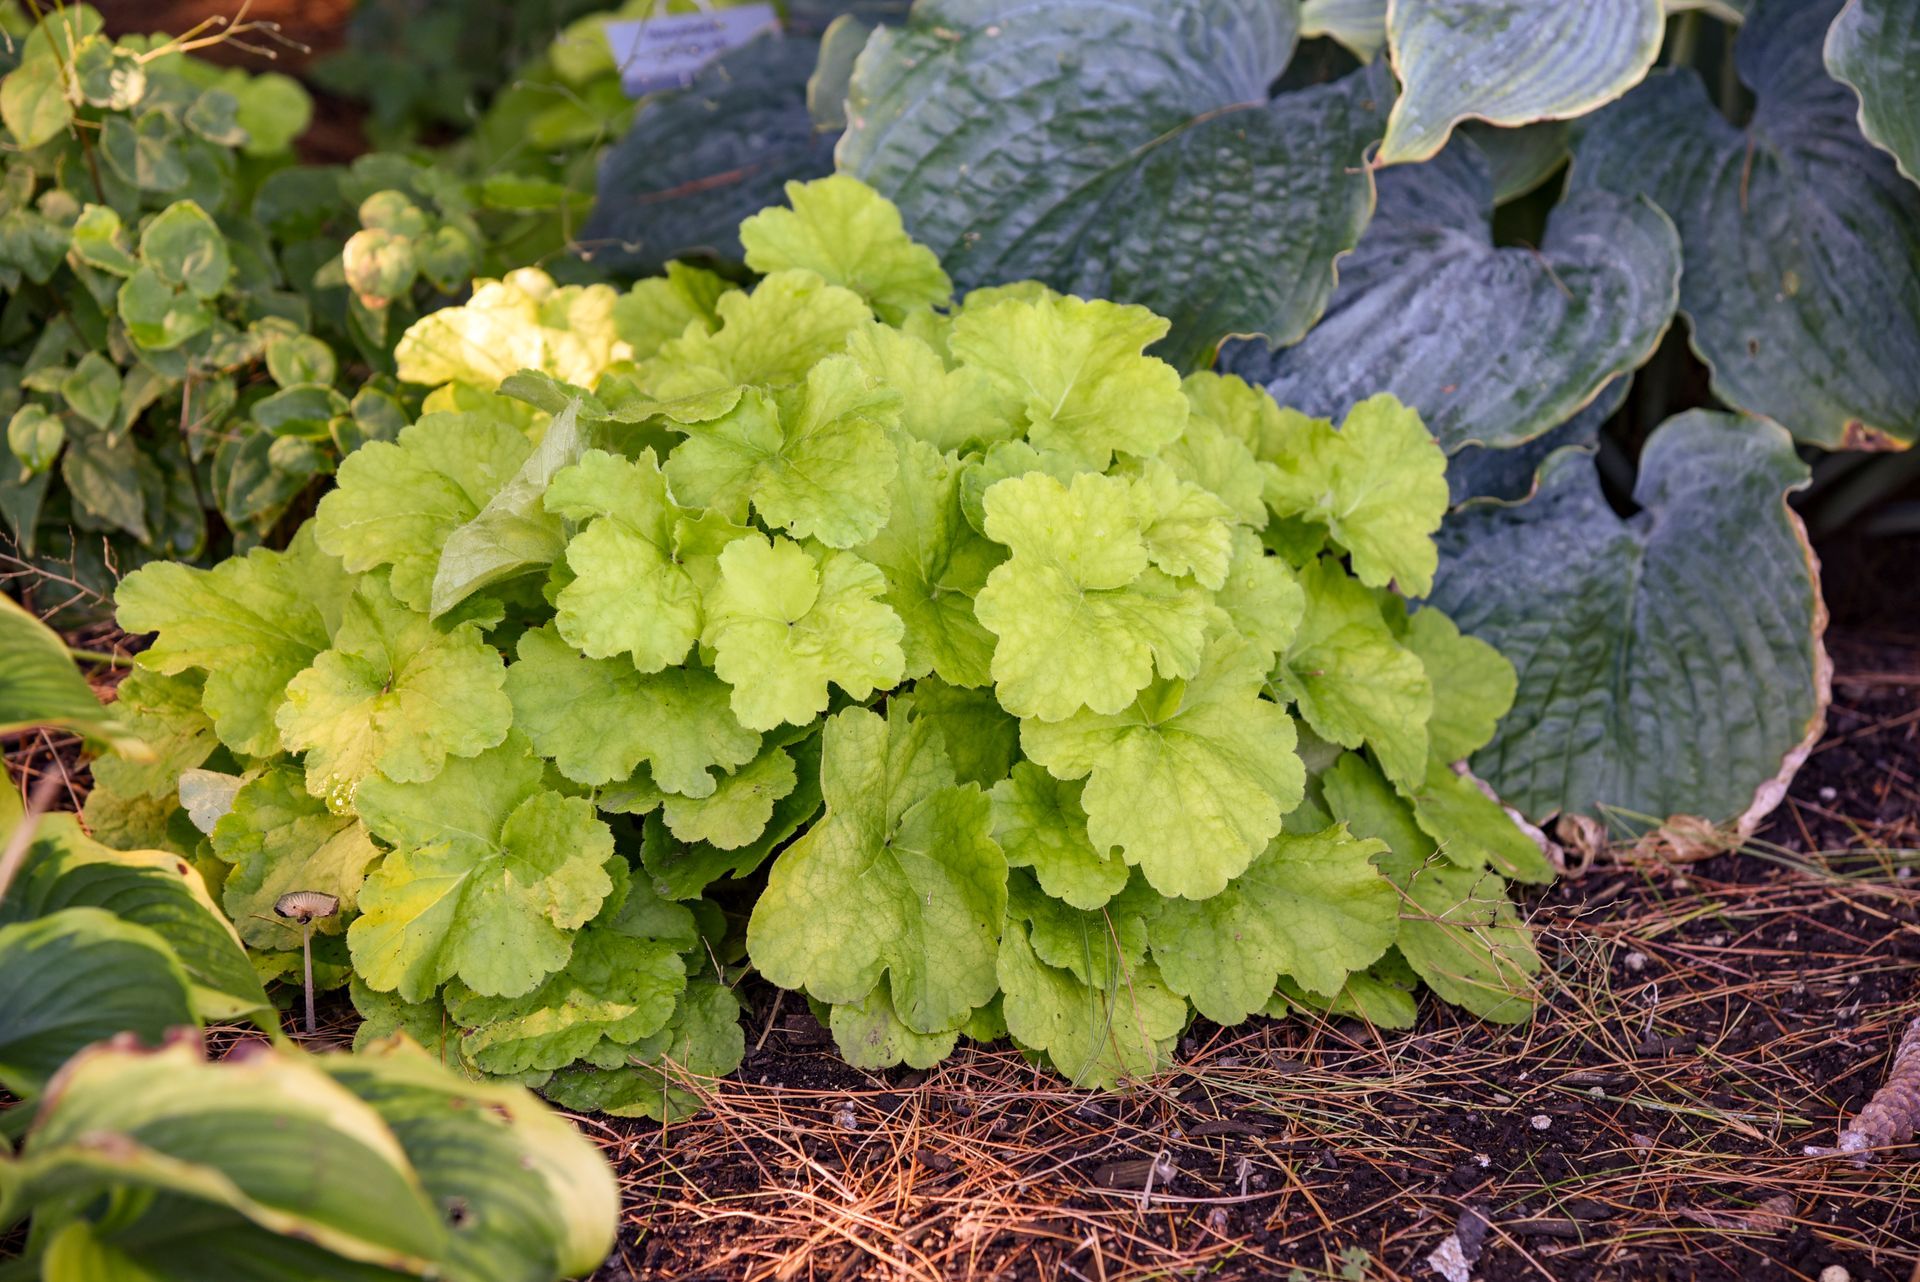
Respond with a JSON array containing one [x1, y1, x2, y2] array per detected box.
[[1826, 0, 1920, 187], [1444, 376, 1626, 506], [1378, 0, 1663, 165], [990, 763, 1129, 911], [1021, 633, 1305, 900], [348, 735, 616, 1001], [740, 175, 952, 324], [1227, 141, 1679, 456], [1461, 120, 1573, 202], [209, 767, 382, 953], [277, 574, 512, 802], [1148, 825, 1397, 1023], [1429, 411, 1824, 828], [841, 0, 1389, 366], [116, 526, 353, 757], [1571, 0, 1920, 446], [996, 919, 1185, 1089], [747, 704, 1006, 1034]]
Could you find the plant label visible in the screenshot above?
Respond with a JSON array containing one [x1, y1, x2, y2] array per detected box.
[[605, 5, 780, 98]]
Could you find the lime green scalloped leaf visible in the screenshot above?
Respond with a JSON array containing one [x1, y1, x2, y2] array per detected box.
[[974, 471, 1213, 721], [637, 269, 872, 401], [845, 323, 1022, 453], [747, 705, 1005, 1033], [841, 0, 1389, 366], [1397, 862, 1539, 1023], [996, 919, 1185, 1090], [613, 263, 734, 362], [1152, 387, 1272, 529], [84, 669, 215, 826], [665, 354, 900, 547], [1216, 528, 1307, 664], [116, 526, 352, 757], [740, 176, 952, 324], [703, 534, 905, 731], [894, 678, 1020, 790], [210, 767, 382, 953], [1263, 394, 1448, 596], [859, 437, 1005, 688], [541, 974, 745, 1122], [1273, 557, 1432, 788], [609, 739, 803, 851], [277, 574, 511, 801], [1228, 140, 1679, 455], [1827, 0, 1920, 187], [640, 733, 825, 900], [829, 986, 959, 1070], [1379, 0, 1663, 166], [1149, 825, 1396, 1024], [1006, 867, 1155, 991], [1128, 460, 1236, 590], [1320, 750, 1435, 884], [1404, 761, 1555, 884], [349, 735, 615, 1001], [1274, 949, 1421, 1029], [1404, 606, 1516, 765], [1022, 633, 1304, 901], [1430, 411, 1823, 827], [315, 411, 534, 614], [990, 763, 1130, 911], [507, 625, 759, 795], [1571, 0, 1920, 446], [394, 272, 628, 390]]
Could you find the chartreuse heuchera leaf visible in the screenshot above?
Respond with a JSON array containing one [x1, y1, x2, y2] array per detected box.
[[108, 176, 1549, 1109]]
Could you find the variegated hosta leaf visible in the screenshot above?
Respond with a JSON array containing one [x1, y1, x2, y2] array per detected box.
[[1379, 0, 1664, 165], [1429, 411, 1826, 829], [839, 0, 1389, 366], [1226, 137, 1678, 454], [1826, 0, 1920, 187], [1571, 0, 1920, 447]]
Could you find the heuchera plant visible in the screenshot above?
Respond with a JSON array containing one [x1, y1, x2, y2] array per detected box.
[[102, 176, 1549, 1114]]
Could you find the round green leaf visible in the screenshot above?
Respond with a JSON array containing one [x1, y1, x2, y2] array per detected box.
[[1570, 0, 1920, 447], [1429, 411, 1826, 829], [8, 402, 64, 475], [1, 55, 73, 149], [840, 0, 1390, 366], [139, 201, 232, 300], [1378, 0, 1663, 165], [1826, 0, 1920, 187]]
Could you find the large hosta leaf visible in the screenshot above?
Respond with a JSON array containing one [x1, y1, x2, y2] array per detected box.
[[1445, 376, 1627, 505], [1571, 0, 1920, 447], [1429, 411, 1826, 829], [0, 595, 140, 751], [1227, 139, 1678, 454], [1826, 0, 1920, 187], [1379, 0, 1664, 165], [839, 0, 1389, 365]]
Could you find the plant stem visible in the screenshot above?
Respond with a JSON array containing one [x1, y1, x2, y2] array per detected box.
[[66, 646, 129, 666], [1667, 11, 1702, 68], [302, 922, 317, 1036]]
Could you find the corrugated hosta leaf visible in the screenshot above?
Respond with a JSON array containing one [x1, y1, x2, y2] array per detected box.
[[1826, 0, 1920, 187], [1378, 0, 1664, 165], [1428, 411, 1827, 829], [1226, 138, 1678, 454], [839, 0, 1390, 366], [1571, 0, 1920, 447], [1444, 376, 1626, 506]]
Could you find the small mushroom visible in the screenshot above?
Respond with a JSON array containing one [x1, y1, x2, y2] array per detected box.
[[275, 891, 340, 1036]]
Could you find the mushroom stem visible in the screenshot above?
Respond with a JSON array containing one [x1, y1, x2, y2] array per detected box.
[[302, 921, 316, 1036]]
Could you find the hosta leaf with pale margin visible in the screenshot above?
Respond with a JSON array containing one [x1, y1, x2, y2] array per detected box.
[[582, 34, 837, 276], [1260, 394, 1449, 595], [842, 0, 1389, 367], [1826, 0, 1920, 187], [637, 269, 872, 402], [1377, 0, 1663, 165], [116, 526, 353, 757], [1397, 862, 1539, 1022], [1445, 376, 1626, 506], [1273, 558, 1432, 788], [642, 733, 825, 898], [665, 354, 901, 547], [0, 908, 195, 1096], [946, 294, 1187, 465], [991, 763, 1130, 910], [747, 705, 1005, 1033], [1302, 0, 1388, 60], [703, 534, 905, 731], [507, 624, 760, 797], [209, 767, 382, 952], [1007, 868, 1155, 990], [0, 593, 140, 751], [996, 919, 1185, 1090], [349, 735, 615, 1001], [1570, 0, 1920, 446], [846, 323, 1022, 453], [859, 436, 1004, 687], [278, 574, 512, 800], [829, 986, 959, 1069], [1022, 633, 1304, 900], [893, 678, 1019, 789], [323, 1036, 620, 1282], [2, 810, 268, 1025], [316, 411, 534, 614], [1430, 411, 1823, 827], [541, 975, 746, 1122], [1226, 142, 1678, 456], [1403, 607, 1515, 765], [1461, 120, 1573, 202], [1149, 825, 1396, 1022], [740, 175, 952, 324], [974, 471, 1213, 721]]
